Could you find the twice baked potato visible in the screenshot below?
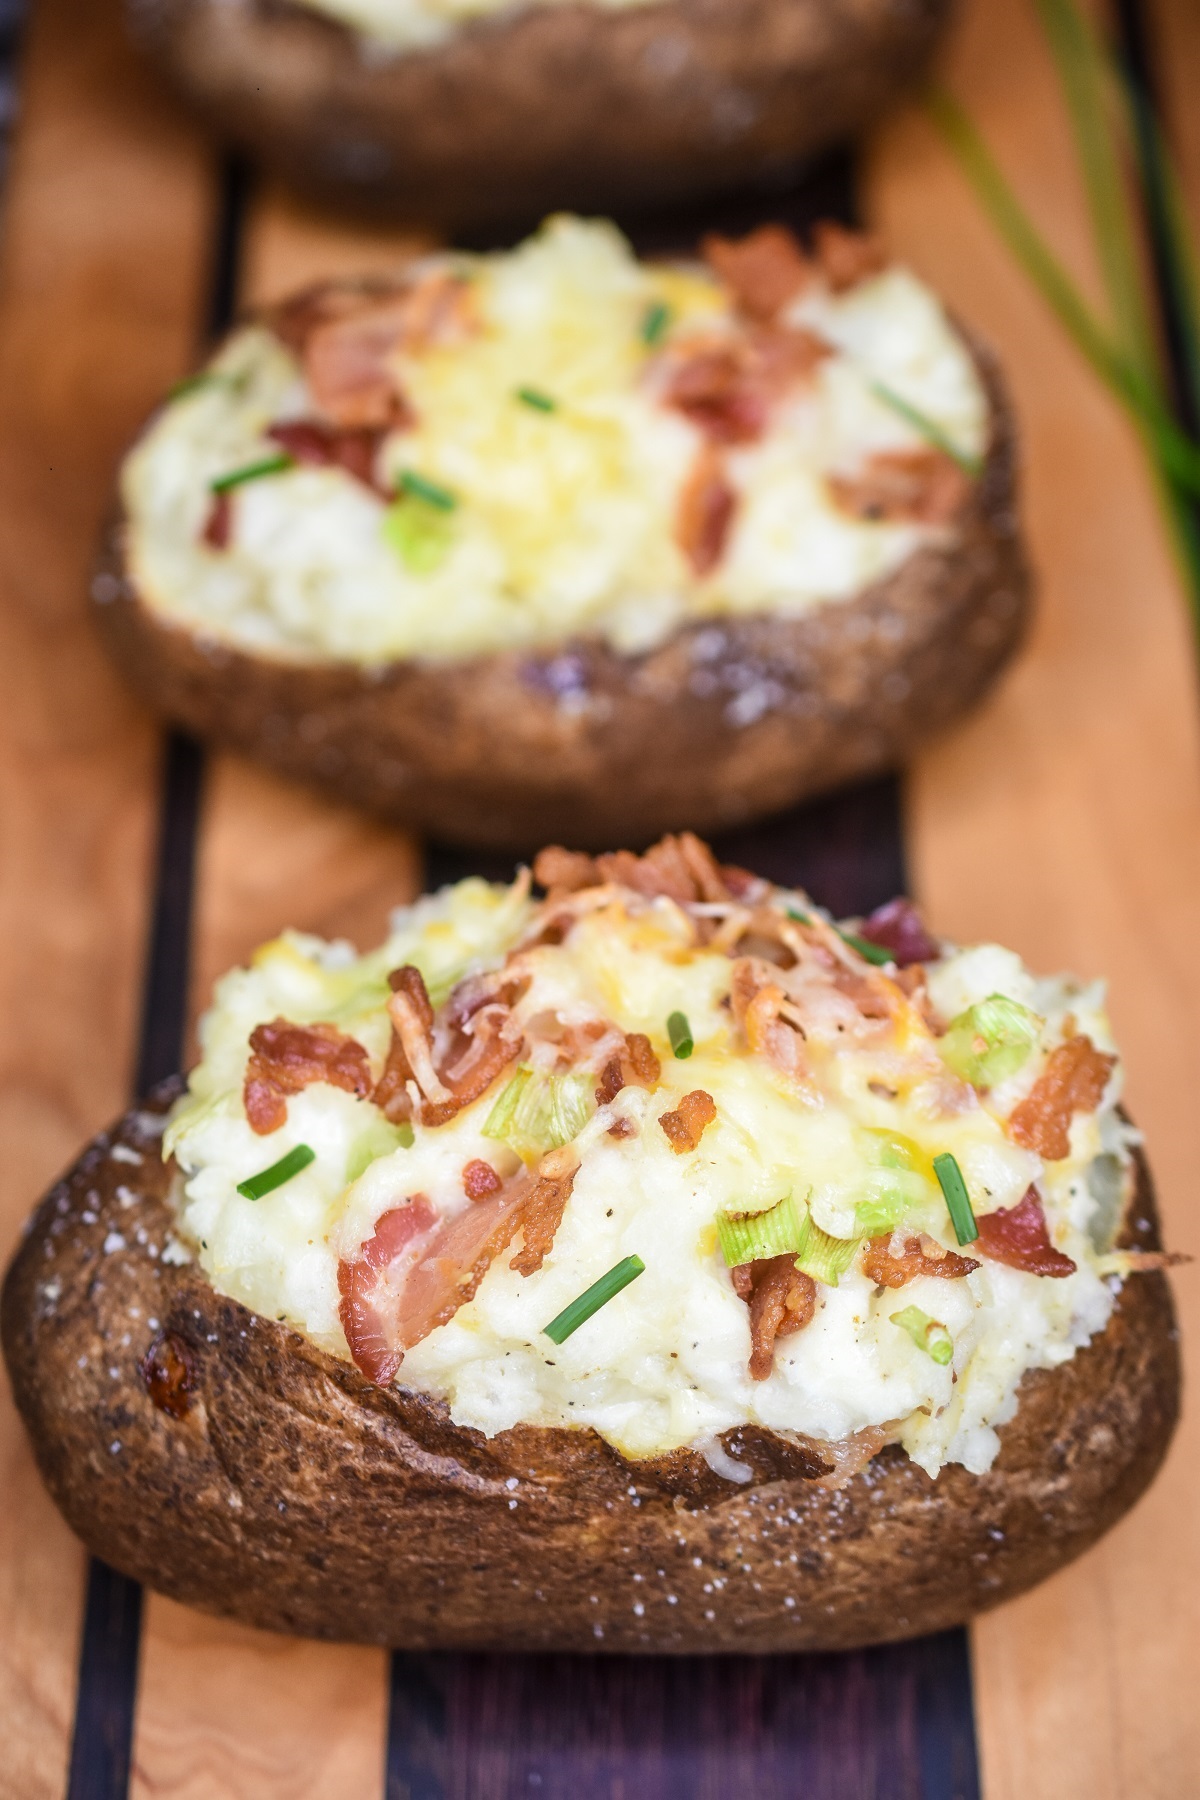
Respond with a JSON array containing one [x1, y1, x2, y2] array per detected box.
[[125, 0, 957, 227], [3, 836, 1180, 1651], [97, 216, 1030, 852]]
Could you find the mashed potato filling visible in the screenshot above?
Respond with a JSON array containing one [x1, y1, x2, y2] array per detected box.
[[293, 0, 656, 53], [166, 852, 1132, 1479], [122, 215, 988, 665]]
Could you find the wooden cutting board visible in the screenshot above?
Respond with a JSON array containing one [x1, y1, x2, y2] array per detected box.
[[0, 0, 1196, 1794]]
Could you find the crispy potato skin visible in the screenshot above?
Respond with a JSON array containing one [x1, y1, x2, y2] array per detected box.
[[125, 0, 955, 228], [95, 340, 1030, 854], [2, 1079, 1180, 1652]]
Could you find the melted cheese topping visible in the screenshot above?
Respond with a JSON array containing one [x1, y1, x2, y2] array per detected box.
[[166, 871, 1132, 1478], [121, 216, 987, 665], [292, 0, 655, 54]]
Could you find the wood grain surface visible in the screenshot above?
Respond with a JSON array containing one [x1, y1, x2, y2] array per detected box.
[[868, 3, 1200, 1794], [0, 0, 1196, 1794], [0, 0, 211, 1793]]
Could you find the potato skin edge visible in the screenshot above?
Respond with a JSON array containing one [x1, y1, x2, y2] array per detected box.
[[94, 333, 1031, 853], [125, 0, 957, 228], [1, 1079, 1180, 1652]]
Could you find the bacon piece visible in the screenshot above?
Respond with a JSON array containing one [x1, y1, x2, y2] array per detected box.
[[741, 979, 809, 1084], [703, 225, 812, 320], [1008, 1036, 1116, 1162], [608, 1117, 637, 1140], [595, 1032, 661, 1106], [829, 448, 971, 526], [533, 833, 754, 908], [202, 489, 231, 550], [140, 1331, 196, 1419], [266, 419, 397, 496], [397, 1184, 528, 1350], [463, 1159, 502, 1201], [856, 897, 940, 967], [421, 1014, 522, 1129], [812, 221, 889, 293], [291, 270, 473, 429], [974, 1187, 1076, 1278], [677, 444, 736, 576], [861, 1232, 979, 1289], [659, 1089, 717, 1153], [337, 1193, 438, 1384], [374, 963, 523, 1131], [510, 1148, 579, 1277], [663, 347, 768, 445], [732, 1254, 817, 1380], [244, 1018, 371, 1135]]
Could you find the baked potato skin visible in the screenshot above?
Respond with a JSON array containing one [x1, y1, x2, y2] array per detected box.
[[2, 1078, 1179, 1653], [94, 342, 1030, 856], [125, 0, 956, 229]]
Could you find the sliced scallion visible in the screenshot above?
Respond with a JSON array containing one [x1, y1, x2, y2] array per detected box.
[[667, 1010, 694, 1060], [793, 1212, 861, 1287], [938, 994, 1041, 1089], [399, 469, 457, 511], [933, 1151, 979, 1246], [236, 1143, 315, 1201], [891, 1304, 954, 1366], [869, 379, 983, 477], [544, 1254, 646, 1344], [169, 371, 230, 403], [211, 453, 294, 495], [383, 494, 455, 574], [641, 300, 672, 346], [717, 1190, 807, 1267], [516, 386, 557, 413], [483, 1065, 594, 1165]]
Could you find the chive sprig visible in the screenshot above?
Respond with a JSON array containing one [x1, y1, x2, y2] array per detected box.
[[237, 1143, 316, 1202], [544, 1255, 645, 1344]]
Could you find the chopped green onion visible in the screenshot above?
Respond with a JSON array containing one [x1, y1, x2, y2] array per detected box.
[[933, 1151, 979, 1247], [169, 371, 230, 403], [236, 1143, 315, 1201], [938, 994, 1041, 1090], [211, 453, 294, 494], [891, 1305, 954, 1366], [838, 929, 893, 967], [667, 1011, 694, 1060], [869, 380, 984, 477], [545, 1255, 646, 1343], [383, 494, 455, 574], [793, 1212, 861, 1287], [641, 300, 672, 346], [483, 1065, 594, 1165], [717, 1191, 807, 1267], [786, 906, 812, 925], [516, 386, 557, 413], [398, 469, 457, 511], [854, 1192, 908, 1237]]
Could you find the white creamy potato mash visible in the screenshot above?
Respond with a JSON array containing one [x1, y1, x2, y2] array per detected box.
[[122, 216, 987, 665], [291, 0, 658, 55], [166, 862, 1132, 1480]]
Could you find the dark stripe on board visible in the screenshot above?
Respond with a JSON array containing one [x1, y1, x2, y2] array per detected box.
[[64, 153, 252, 1800], [398, 151, 980, 1800]]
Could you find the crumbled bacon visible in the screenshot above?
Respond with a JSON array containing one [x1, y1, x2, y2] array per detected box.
[[739, 978, 809, 1084], [812, 221, 889, 293], [338, 1185, 529, 1383], [532, 833, 754, 908], [732, 1255, 817, 1379], [608, 1118, 637, 1140], [140, 1330, 196, 1419], [677, 444, 736, 576], [509, 1147, 579, 1277], [202, 489, 231, 550], [703, 225, 812, 320], [266, 419, 396, 496], [336, 1193, 438, 1384], [595, 1032, 661, 1106], [463, 1159, 502, 1201], [974, 1188, 1076, 1278], [244, 1018, 371, 1135], [272, 269, 474, 431], [829, 448, 971, 525], [657, 325, 830, 448], [1008, 1036, 1116, 1162], [856, 897, 940, 967], [659, 1089, 717, 1153], [861, 1231, 979, 1289], [372, 964, 523, 1130]]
